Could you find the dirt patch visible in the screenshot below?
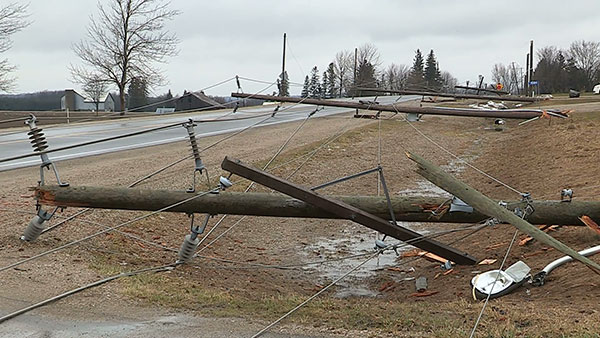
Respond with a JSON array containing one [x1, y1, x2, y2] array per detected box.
[[1, 102, 600, 337]]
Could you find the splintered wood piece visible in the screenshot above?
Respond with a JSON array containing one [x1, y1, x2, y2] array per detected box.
[[580, 216, 600, 236], [410, 290, 439, 297], [478, 259, 497, 265]]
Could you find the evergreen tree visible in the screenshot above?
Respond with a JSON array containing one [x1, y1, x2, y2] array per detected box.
[[533, 46, 588, 93], [127, 77, 148, 110], [321, 71, 329, 98], [278, 71, 289, 96], [326, 62, 337, 98], [407, 49, 425, 89], [301, 75, 310, 98], [355, 59, 377, 96], [424, 50, 442, 90], [308, 66, 321, 98]]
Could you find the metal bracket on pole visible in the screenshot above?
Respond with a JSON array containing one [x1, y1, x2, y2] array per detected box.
[[221, 156, 477, 265], [25, 115, 68, 187], [311, 165, 398, 242], [183, 120, 211, 192]]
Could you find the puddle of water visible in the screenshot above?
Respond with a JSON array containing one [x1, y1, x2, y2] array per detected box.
[[300, 154, 479, 297], [301, 224, 429, 298]]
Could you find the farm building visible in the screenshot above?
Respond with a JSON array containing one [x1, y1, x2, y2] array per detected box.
[[175, 91, 221, 112]]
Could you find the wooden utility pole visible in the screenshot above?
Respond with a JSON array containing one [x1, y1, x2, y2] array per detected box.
[[525, 53, 530, 96], [36, 185, 600, 226], [529, 40, 534, 97], [353, 47, 358, 100], [231, 92, 562, 119], [357, 87, 539, 103], [406, 152, 600, 273], [454, 85, 509, 95], [220, 156, 477, 265], [281, 32, 286, 92]]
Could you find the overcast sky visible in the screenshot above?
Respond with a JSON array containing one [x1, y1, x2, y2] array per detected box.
[[5, 0, 600, 97]]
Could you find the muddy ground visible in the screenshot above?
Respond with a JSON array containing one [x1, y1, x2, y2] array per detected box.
[[1, 99, 600, 337]]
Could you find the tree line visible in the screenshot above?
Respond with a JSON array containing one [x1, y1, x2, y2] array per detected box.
[[294, 44, 458, 99], [492, 40, 600, 94]]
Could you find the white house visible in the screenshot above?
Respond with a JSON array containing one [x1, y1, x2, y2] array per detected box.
[[594, 84, 600, 95], [60, 89, 116, 111]]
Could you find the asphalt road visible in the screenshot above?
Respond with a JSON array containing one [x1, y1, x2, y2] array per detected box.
[[0, 96, 414, 171]]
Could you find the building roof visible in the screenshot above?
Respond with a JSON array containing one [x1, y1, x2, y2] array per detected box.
[[181, 91, 221, 107]]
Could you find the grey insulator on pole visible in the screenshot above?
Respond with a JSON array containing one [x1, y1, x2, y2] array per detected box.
[[21, 216, 46, 242], [177, 234, 199, 263]]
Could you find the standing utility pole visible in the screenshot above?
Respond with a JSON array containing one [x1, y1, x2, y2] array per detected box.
[[353, 47, 358, 103], [281, 33, 286, 82], [529, 40, 534, 97], [525, 53, 530, 96], [279, 32, 287, 97]]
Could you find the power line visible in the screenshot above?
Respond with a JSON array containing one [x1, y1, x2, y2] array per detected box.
[[251, 223, 485, 337], [469, 229, 519, 337], [391, 104, 524, 196], [0, 75, 272, 138], [0, 263, 177, 324], [0, 188, 219, 273], [193, 106, 316, 255]]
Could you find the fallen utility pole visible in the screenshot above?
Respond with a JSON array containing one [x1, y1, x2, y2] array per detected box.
[[355, 87, 540, 103], [220, 156, 477, 265], [455, 85, 509, 95], [231, 93, 553, 120], [36, 185, 600, 226], [406, 152, 600, 273]]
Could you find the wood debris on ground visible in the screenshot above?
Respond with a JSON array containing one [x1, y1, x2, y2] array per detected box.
[[519, 225, 559, 246], [580, 215, 600, 236], [478, 259, 497, 265], [410, 290, 439, 297]]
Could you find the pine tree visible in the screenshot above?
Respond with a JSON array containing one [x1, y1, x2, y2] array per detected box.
[[301, 75, 310, 98], [127, 77, 148, 110], [278, 71, 289, 96], [308, 66, 321, 98], [407, 49, 425, 89], [321, 71, 329, 98], [424, 50, 442, 90], [355, 59, 377, 96], [326, 62, 337, 98]]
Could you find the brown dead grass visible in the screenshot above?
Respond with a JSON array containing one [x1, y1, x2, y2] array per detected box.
[[2, 102, 600, 337]]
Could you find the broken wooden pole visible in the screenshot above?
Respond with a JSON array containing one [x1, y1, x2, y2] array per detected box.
[[355, 87, 540, 103], [232, 93, 553, 119], [406, 152, 600, 273], [221, 156, 477, 265], [35, 185, 600, 226]]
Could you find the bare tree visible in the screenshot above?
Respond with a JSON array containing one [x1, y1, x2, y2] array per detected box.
[[73, 71, 109, 114], [0, 3, 29, 92], [537, 46, 560, 63], [71, 0, 180, 114], [440, 71, 458, 92], [385, 63, 409, 90], [333, 50, 353, 97], [507, 62, 523, 95], [357, 43, 382, 70], [491, 63, 508, 86], [568, 40, 600, 89], [357, 43, 382, 86]]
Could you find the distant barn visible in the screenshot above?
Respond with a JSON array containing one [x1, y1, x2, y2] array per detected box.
[[61, 89, 121, 112], [175, 91, 221, 112]]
